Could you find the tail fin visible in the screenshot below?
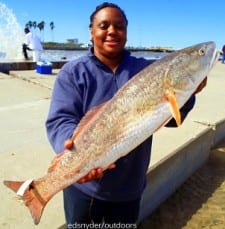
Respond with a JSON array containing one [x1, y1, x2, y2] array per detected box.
[[3, 180, 46, 225]]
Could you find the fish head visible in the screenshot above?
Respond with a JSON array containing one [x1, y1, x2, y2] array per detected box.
[[185, 41, 219, 79], [163, 41, 219, 105]]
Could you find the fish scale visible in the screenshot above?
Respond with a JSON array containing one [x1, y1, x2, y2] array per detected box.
[[3, 41, 219, 225]]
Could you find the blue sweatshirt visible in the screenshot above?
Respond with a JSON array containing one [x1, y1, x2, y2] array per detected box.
[[45, 49, 195, 202]]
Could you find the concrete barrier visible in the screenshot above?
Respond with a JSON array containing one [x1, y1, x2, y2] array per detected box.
[[213, 118, 225, 146], [0, 60, 67, 74], [139, 119, 225, 221]]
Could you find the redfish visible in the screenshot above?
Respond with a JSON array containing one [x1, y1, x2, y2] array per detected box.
[[4, 42, 219, 224]]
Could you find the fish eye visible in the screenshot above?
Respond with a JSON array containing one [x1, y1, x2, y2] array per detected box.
[[199, 48, 205, 56]]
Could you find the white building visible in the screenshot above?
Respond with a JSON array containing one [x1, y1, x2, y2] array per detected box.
[[66, 38, 79, 44]]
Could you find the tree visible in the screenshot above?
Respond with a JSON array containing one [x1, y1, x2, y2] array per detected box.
[[37, 21, 45, 42], [25, 20, 33, 30], [26, 20, 56, 42], [32, 21, 37, 34], [50, 21, 55, 42]]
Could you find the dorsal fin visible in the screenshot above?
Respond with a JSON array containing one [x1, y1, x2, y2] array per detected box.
[[47, 151, 65, 173], [48, 101, 109, 173], [71, 101, 109, 141]]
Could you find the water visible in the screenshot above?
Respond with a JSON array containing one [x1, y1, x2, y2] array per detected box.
[[138, 138, 225, 229], [39, 49, 167, 62], [40, 49, 88, 61], [0, 3, 166, 62], [0, 3, 24, 59]]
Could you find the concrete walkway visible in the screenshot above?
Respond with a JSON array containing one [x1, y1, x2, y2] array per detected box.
[[0, 63, 225, 228]]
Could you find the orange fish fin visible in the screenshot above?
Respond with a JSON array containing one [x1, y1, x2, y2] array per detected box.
[[166, 90, 181, 126], [4, 180, 46, 225], [72, 101, 109, 140], [48, 151, 65, 173]]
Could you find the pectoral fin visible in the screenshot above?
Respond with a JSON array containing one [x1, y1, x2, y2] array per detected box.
[[166, 91, 181, 126]]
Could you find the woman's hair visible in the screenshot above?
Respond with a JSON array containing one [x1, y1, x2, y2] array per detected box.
[[89, 2, 128, 28]]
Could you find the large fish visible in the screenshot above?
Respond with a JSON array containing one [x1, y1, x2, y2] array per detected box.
[[4, 42, 219, 224]]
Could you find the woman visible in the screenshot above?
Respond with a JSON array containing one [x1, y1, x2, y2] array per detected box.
[[46, 2, 202, 227]]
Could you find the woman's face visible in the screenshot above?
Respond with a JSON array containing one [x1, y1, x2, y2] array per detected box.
[[90, 7, 127, 59]]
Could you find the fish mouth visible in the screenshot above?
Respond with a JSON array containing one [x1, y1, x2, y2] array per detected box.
[[209, 43, 220, 70], [210, 49, 220, 68]]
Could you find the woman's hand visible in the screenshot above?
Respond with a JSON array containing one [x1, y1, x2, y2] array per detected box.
[[64, 139, 116, 183]]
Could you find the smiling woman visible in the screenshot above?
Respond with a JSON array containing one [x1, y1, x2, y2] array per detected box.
[[89, 2, 128, 72], [43, 2, 198, 227], [45, 3, 153, 226]]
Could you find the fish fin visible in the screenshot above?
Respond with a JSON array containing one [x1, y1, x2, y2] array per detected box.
[[48, 102, 109, 173], [166, 91, 181, 126], [4, 180, 24, 193], [48, 151, 65, 173], [4, 180, 46, 225], [72, 101, 108, 140], [163, 66, 181, 126]]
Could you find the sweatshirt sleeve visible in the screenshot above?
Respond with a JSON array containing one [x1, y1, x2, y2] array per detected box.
[[45, 66, 84, 153]]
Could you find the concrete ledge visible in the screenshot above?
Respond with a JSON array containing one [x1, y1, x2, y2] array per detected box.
[[212, 118, 225, 146], [0, 61, 67, 74], [139, 120, 225, 221]]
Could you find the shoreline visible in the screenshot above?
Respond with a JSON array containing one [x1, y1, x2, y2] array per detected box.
[[42, 42, 175, 53]]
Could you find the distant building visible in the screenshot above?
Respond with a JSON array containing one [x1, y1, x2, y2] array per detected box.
[[66, 38, 79, 44], [80, 43, 90, 48]]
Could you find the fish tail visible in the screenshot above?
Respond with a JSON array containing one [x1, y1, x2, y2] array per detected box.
[[3, 180, 46, 225]]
